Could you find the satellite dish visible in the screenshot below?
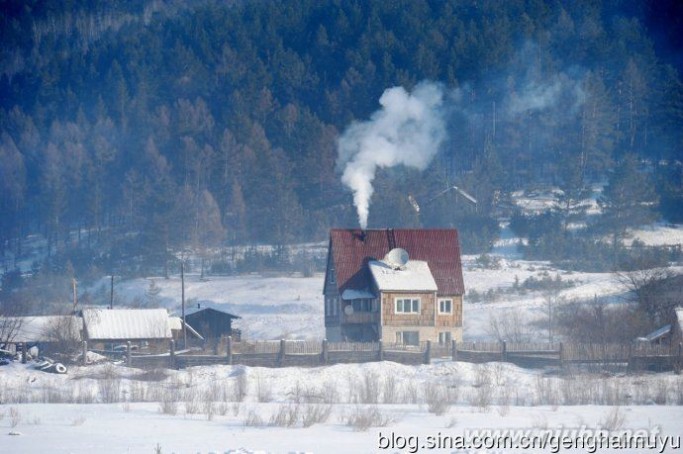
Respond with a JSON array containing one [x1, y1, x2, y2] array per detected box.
[[384, 248, 409, 269], [344, 305, 354, 315]]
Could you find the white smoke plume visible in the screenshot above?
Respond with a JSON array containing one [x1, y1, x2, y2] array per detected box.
[[337, 82, 446, 229]]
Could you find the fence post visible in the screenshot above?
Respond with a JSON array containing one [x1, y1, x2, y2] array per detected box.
[[452, 339, 458, 362], [226, 336, 233, 365], [279, 339, 286, 366], [321, 338, 328, 365], [378, 340, 384, 362], [424, 340, 432, 364], [559, 342, 564, 369], [82, 340, 88, 366], [501, 340, 507, 362], [126, 341, 132, 367], [169, 339, 175, 369], [21, 342, 26, 364]]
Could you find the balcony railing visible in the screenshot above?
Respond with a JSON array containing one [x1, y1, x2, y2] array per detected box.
[[342, 312, 380, 324]]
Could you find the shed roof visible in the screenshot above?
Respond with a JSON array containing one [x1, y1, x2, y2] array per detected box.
[[168, 316, 204, 340], [326, 228, 464, 296], [82, 308, 171, 341], [369, 260, 438, 292], [185, 306, 240, 319], [0, 316, 82, 343]]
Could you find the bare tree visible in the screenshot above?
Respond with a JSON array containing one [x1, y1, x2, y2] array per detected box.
[[0, 317, 23, 348], [618, 268, 680, 326]]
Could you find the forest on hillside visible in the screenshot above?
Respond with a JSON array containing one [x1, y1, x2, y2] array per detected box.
[[1, 0, 682, 285]]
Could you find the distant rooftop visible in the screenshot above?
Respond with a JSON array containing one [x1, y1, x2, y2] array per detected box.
[[82, 308, 171, 341]]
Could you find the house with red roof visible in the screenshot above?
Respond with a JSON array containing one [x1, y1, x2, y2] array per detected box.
[[323, 228, 464, 345]]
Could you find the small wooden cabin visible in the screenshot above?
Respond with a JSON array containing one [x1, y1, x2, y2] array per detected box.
[[184, 307, 240, 343], [324, 228, 464, 345]]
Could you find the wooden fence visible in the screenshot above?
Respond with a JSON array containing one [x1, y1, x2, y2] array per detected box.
[[81, 338, 683, 372]]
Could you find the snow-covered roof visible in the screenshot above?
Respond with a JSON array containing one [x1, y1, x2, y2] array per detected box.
[[341, 289, 375, 300], [641, 324, 671, 342], [676, 307, 683, 335], [368, 260, 438, 292], [0, 316, 83, 343], [82, 308, 171, 341]]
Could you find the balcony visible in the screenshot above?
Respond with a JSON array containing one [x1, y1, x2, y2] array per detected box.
[[342, 312, 380, 324]]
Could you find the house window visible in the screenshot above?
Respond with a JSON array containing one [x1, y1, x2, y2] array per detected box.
[[396, 331, 420, 346], [438, 332, 452, 345], [351, 298, 375, 312], [395, 298, 420, 314], [438, 298, 453, 314]]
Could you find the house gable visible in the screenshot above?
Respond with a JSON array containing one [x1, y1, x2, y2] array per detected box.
[[327, 228, 464, 297]]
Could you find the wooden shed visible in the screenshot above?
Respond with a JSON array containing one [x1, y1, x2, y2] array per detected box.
[[184, 307, 240, 343]]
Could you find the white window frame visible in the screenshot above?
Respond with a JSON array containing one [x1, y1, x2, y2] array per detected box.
[[438, 331, 452, 345], [396, 330, 420, 346], [438, 298, 453, 314], [394, 297, 420, 314]]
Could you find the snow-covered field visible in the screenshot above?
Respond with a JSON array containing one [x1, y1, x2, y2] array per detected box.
[[2, 359, 683, 454], [3, 222, 683, 453]]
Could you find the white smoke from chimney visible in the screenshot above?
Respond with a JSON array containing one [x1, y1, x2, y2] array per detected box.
[[337, 82, 446, 229]]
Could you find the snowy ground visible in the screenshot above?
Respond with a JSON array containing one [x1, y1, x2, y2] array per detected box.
[[3, 222, 683, 453], [2, 360, 683, 454]]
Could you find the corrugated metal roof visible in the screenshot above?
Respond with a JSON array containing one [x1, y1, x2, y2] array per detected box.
[[0, 316, 83, 343], [82, 308, 171, 341], [327, 228, 464, 296], [369, 260, 438, 292]]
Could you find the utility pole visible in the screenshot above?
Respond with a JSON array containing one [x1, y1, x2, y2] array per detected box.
[[181, 260, 187, 349], [109, 275, 114, 309], [72, 278, 78, 313]]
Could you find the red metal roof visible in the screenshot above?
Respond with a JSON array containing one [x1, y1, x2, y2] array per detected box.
[[327, 228, 464, 296]]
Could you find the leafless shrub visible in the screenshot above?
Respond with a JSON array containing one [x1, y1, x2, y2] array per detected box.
[[470, 366, 492, 411], [184, 388, 201, 414], [446, 416, 457, 428], [653, 379, 670, 405], [534, 376, 560, 407], [301, 404, 333, 427], [343, 405, 392, 431], [270, 403, 300, 427], [234, 370, 248, 402], [256, 376, 273, 403], [676, 379, 683, 405], [600, 406, 626, 431], [9, 407, 21, 428], [159, 384, 180, 415], [402, 380, 420, 404], [382, 375, 399, 404], [601, 377, 626, 406], [488, 310, 531, 342], [353, 371, 380, 404], [492, 363, 506, 387], [244, 409, 265, 427], [497, 382, 511, 416], [42, 385, 71, 403], [128, 381, 147, 402], [98, 371, 122, 403], [424, 383, 450, 415], [321, 380, 340, 404]]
